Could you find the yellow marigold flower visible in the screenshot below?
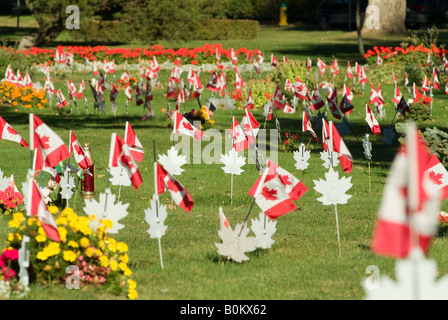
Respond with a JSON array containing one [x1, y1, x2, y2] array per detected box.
[[80, 225, 91, 236], [13, 212, 24, 222], [99, 255, 109, 268], [124, 267, 132, 276], [95, 249, 102, 257], [44, 265, 52, 272], [68, 240, 79, 248], [58, 227, 67, 242], [41, 99, 47, 104], [119, 262, 127, 271], [89, 214, 96, 221], [107, 238, 117, 252], [120, 253, 129, 264], [38, 227, 46, 236], [62, 207, 74, 216], [110, 260, 118, 271], [128, 288, 138, 300], [117, 242, 128, 253], [27, 217, 37, 226], [80, 237, 90, 248], [45, 242, 61, 256], [85, 247, 95, 257], [103, 219, 113, 230], [56, 216, 68, 226], [8, 219, 21, 228], [12, 101, 18, 106], [63, 250, 77, 262], [37, 251, 49, 261], [127, 279, 137, 290], [35, 234, 47, 243], [48, 206, 59, 214]]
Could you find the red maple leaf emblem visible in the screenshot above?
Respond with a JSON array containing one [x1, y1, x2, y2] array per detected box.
[[261, 186, 278, 201], [74, 143, 84, 156], [38, 135, 51, 149], [182, 122, 193, 131], [429, 171, 444, 185], [243, 123, 251, 132], [279, 174, 292, 186], [6, 126, 17, 135]]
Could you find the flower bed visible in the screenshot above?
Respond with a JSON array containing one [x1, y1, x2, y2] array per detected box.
[[0, 81, 47, 109]]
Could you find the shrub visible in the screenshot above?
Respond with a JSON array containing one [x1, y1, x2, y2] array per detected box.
[[200, 19, 259, 40]]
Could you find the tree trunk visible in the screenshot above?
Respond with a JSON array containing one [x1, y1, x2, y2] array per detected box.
[[361, 0, 407, 35], [356, 0, 365, 56]]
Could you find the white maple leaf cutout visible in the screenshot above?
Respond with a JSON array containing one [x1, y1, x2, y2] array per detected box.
[[313, 167, 352, 205], [144, 194, 168, 239], [362, 134, 372, 161], [220, 149, 246, 175], [250, 212, 277, 249], [215, 209, 257, 263], [221, 95, 236, 110], [108, 166, 132, 187], [158, 146, 187, 176], [363, 248, 448, 300], [83, 188, 129, 233], [320, 150, 340, 169], [293, 143, 311, 170], [382, 126, 396, 145], [0, 168, 11, 190], [60, 169, 75, 200]]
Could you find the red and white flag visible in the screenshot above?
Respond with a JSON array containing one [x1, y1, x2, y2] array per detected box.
[[359, 67, 368, 84], [192, 75, 203, 98], [392, 72, 398, 85], [99, 72, 107, 92], [330, 121, 353, 173], [5, 65, 15, 82], [57, 89, 67, 109], [125, 122, 144, 163], [346, 61, 353, 79], [310, 85, 325, 110], [135, 85, 144, 106], [172, 111, 203, 141], [327, 87, 342, 120], [293, 77, 310, 101], [371, 122, 439, 258], [241, 108, 260, 144], [78, 80, 85, 100], [245, 89, 255, 110], [343, 84, 353, 102], [306, 57, 312, 70], [0, 116, 28, 147], [23, 71, 32, 87], [67, 80, 78, 99], [93, 59, 98, 76], [145, 81, 153, 102], [369, 84, 384, 105], [187, 68, 196, 85], [317, 58, 327, 75], [44, 74, 55, 95], [28, 178, 60, 242], [69, 131, 92, 170], [285, 79, 294, 92], [169, 66, 183, 83], [365, 105, 381, 135], [234, 67, 245, 90], [109, 133, 143, 191], [283, 102, 295, 114], [206, 71, 220, 92], [156, 163, 194, 212], [413, 82, 424, 103], [32, 148, 60, 182], [230, 117, 249, 151], [421, 75, 430, 92], [432, 68, 440, 90], [248, 160, 307, 220], [166, 79, 176, 100], [110, 82, 118, 102], [339, 94, 354, 115], [271, 54, 278, 68], [273, 84, 285, 110], [377, 54, 383, 66], [302, 111, 318, 142], [404, 72, 409, 88], [125, 82, 132, 101], [283, 56, 289, 63], [426, 154, 448, 200], [322, 118, 331, 151], [330, 58, 340, 76], [231, 48, 238, 64], [151, 56, 160, 73], [392, 83, 402, 104], [30, 114, 71, 168]]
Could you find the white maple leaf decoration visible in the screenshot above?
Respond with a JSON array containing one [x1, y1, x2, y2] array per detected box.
[[0, 168, 11, 190], [220, 149, 246, 175], [293, 143, 311, 170], [250, 212, 277, 249], [382, 126, 396, 145], [60, 169, 75, 200], [320, 150, 340, 169], [362, 134, 372, 161], [215, 209, 257, 263], [83, 188, 129, 234], [144, 195, 168, 239], [363, 249, 448, 300], [108, 166, 132, 187], [313, 167, 352, 205], [158, 146, 187, 176]]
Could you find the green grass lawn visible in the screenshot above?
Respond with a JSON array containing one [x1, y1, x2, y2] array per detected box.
[[2, 18, 448, 301]]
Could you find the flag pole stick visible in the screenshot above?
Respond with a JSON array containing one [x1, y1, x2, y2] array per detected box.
[[153, 140, 164, 269], [334, 204, 342, 259]]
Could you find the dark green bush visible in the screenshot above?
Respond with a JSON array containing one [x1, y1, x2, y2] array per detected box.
[[199, 19, 259, 40]]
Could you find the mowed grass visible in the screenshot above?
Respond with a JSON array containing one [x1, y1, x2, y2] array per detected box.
[[2, 20, 448, 300]]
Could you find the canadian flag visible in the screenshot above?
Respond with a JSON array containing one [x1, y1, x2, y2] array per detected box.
[[310, 85, 325, 110], [5, 65, 15, 82], [0, 116, 28, 147], [359, 67, 368, 84], [32, 148, 60, 182], [146, 66, 157, 80], [317, 58, 327, 75], [78, 80, 85, 100], [339, 94, 354, 115], [215, 48, 221, 62], [343, 84, 353, 102], [392, 83, 402, 104], [365, 105, 381, 135], [57, 89, 68, 109], [273, 85, 285, 110], [330, 59, 340, 76], [234, 67, 245, 90], [219, 207, 230, 229], [285, 79, 294, 92], [271, 54, 278, 67], [206, 71, 220, 92], [369, 84, 384, 105], [145, 81, 153, 102], [67, 80, 78, 99], [125, 82, 132, 101], [413, 83, 424, 103], [327, 87, 342, 120], [109, 133, 143, 191], [330, 121, 353, 173], [110, 82, 118, 102], [346, 61, 353, 79], [241, 109, 260, 145], [27, 178, 60, 242], [156, 163, 194, 213], [93, 59, 98, 76], [187, 68, 196, 85], [426, 154, 448, 200], [283, 56, 289, 63], [396, 96, 410, 116], [264, 97, 274, 121], [151, 56, 160, 73], [169, 66, 183, 83], [166, 79, 176, 100], [69, 130, 92, 170], [371, 122, 440, 258], [230, 117, 249, 152], [15, 70, 23, 87], [446, 82, 448, 95], [99, 72, 107, 92], [66, 51, 73, 68], [107, 60, 116, 74], [432, 68, 440, 90], [231, 48, 238, 64], [45, 74, 55, 95], [302, 111, 318, 142], [135, 85, 144, 106], [377, 54, 383, 65], [392, 72, 398, 85], [248, 160, 307, 220], [23, 71, 33, 87], [172, 110, 203, 141], [293, 77, 310, 101], [355, 62, 361, 77], [306, 57, 312, 70], [322, 118, 331, 151], [421, 75, 430, 92], [245, 89, 255, 109], [283, 102, 295, 114], [125, 121, 144, 163], [404, 72, 409, 88], [192, 75, 203, 98], [30, 114, 71, 168]]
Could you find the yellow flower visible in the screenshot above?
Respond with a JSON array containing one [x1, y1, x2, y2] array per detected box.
[[48, 206, 59, 214], [68, 240, 79, 248], [103, 219, 113, 230], [35, 234, 47, 243], [128, 288, 138, 300], [124, 267, 132, 276], [13, 212, 25, 223], [99, 255, 109, 268], [117, 242, 128, 253], [110, 260, 118, 271], [85, 247, 95, 257], [80, 237, 90, 248], [63, 250, 77, 262], [44, 265, 52, 272], [120, 253, 129, 264], [127, 279, 137, 289], [58, 227, 67, 242], [8, 219, 21, 228], [45, 242, 61, 256], [119, 262, 127, 271], [107, 238, 117, 252], [62, 207, 74, 216], [36, 251, 49, 261], [95, 249, 103, 257], [7, 233, 22, 242]]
